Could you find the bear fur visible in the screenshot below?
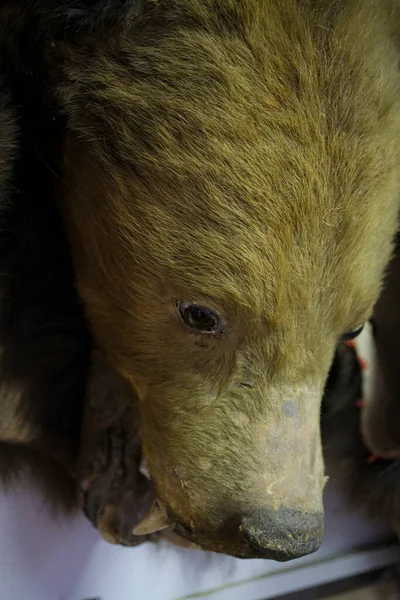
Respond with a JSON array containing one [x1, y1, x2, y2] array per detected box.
[[0, 0, 400, 560], [0, 27, 91, 509]]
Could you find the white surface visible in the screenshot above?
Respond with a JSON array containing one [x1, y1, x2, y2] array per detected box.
[[198, 545, 400, 600], [0, 324, 398, 600], [0, 480, 396, 600]]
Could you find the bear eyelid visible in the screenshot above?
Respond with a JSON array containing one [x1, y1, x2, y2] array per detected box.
[[176, 301, 226, 336], [340, 324, 365, 342]]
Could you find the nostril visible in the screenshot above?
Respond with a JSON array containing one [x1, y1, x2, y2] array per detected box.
[[174, 521, 194, 537], [241, 507, 324, 561]]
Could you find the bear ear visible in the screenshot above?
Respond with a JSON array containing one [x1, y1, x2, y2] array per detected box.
[[46, 0, 143, 36]]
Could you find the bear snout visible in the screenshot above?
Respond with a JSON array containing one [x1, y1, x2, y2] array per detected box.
[[170, 506, 324, 560], [240, 507, 324, 561]]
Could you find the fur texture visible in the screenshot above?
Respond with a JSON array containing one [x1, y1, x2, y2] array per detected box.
[[56, 0, 400, 556], [0, 13, 91, 509], [0, 0, 400, 558]]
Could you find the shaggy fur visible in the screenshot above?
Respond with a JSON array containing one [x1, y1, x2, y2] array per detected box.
[[57, 0, 400, 556], [1, 0, 400, 558], [0, 15, 91, 509]]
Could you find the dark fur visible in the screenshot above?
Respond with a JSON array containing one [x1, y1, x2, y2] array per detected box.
[[0, 4, 91, 509], [0, 0, 400, 555]]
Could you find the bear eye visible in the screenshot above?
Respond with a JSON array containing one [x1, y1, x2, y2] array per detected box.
[[178, 302, 221, 333], [341, 324, 364, 342]]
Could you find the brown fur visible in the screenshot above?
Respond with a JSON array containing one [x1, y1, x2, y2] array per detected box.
[[78, 349, 155, 546], [0, 9, 92, 511], [56, 0, 400, 556], [1, 0, 400, 559]]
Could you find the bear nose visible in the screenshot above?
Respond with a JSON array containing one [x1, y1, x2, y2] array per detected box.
[[241, 507, 324, 561]]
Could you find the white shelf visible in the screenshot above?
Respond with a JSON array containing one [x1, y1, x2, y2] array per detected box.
[[189, 544, 400, 600], [0, 479, 397, 600]]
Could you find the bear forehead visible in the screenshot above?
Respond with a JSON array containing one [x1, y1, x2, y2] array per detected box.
[[108, 109, 396, 321], [62, 0, 400, 339]]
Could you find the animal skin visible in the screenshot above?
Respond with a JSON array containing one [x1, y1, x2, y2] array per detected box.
[[0, 0, 400, 560], [79, 349, 155, 546], [0, 76, 91, 511]]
